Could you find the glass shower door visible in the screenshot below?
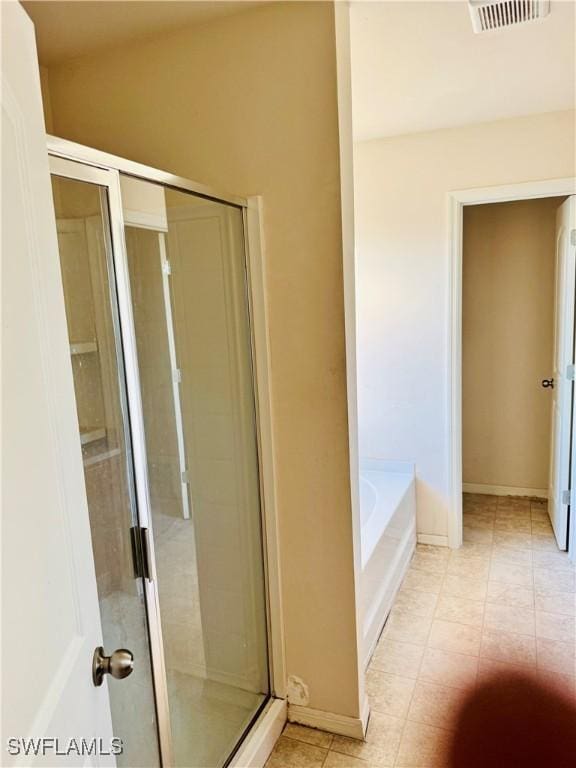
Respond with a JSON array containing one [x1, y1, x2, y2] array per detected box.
[[49, 169, 162, 767], [124, 181, 270, 767], [48, 154, 270, 768]]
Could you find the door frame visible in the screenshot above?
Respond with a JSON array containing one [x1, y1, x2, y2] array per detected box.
[[47, 135, 288, 762], [49, 155, 175, 765], [447, 177, 576, 551]]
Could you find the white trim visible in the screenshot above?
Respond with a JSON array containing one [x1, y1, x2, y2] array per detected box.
[[417, 533, 449, 547], [447, 177, 576, 550], [462, 483, 548, 499], [47, 134, 247, 208], [288, 702, 368, 740], [245, 197, 287, 699], [334, 0, 367, 729], [104, 167, 176, 767], [451, 178, 576, 206], [229, 699, 287, 768], [123, 208, 168, 232], [157, 232, 191, 521], [447, 193, 464, 549], [571, 487, 576, 564], [360, 693, 371, 737], [572, 374, 576, 562]]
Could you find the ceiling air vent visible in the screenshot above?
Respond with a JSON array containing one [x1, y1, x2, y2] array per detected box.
[[468, 0, 550, 33]]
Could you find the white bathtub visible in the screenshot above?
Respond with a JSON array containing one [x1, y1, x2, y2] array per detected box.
[[360, 458, 416, 666]]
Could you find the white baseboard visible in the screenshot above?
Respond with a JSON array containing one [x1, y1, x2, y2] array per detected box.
[[360, 692, 370, 737], [463, 483, 548, 500], [230, 698, 287, 768], [417, 533, 449, 547], [288, 701, 367, 740]]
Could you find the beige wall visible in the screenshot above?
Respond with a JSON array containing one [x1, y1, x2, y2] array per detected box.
[[44, 2, 361, 718], [39, 64, 53, 133], [354, 110, 575, 539], [463, 198, 560, 491]]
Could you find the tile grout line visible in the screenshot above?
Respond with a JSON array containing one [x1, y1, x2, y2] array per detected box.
[[475, 516, 493, 685], [392, 550, 454, 766], [271, 495, 571, 767], [407, 551, 471, 756], [375, 497, 567, 767], [469, 496, 536, 679], [385, 549, 449, 768], [319, 743, 329, 768], [531, 514, 541, 676]]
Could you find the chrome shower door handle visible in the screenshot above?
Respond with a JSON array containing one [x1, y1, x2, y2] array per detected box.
[[92, 646, 134, 687]]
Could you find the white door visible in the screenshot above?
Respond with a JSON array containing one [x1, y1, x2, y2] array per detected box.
[[1, 1, 115, 764], [548, 195, 576, 551]]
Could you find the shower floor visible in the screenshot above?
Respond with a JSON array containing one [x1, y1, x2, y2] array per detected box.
[[168, 669, 265, 767], [154, 509, 267, 767]]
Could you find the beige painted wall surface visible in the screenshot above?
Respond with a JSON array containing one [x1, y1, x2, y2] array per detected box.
[[39, 64, 53, 133], [462, 198, 559, 491], [44, 3, 360, 718], [354, 110, 575, 539]]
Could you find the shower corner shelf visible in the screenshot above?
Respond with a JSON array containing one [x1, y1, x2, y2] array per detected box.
[[70, 341, 98, 355], [83, 447, 121, 468], [80, 426, 106, 446]]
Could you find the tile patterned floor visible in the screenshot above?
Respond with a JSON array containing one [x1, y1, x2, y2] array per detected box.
[[265, 494, 576, 767]]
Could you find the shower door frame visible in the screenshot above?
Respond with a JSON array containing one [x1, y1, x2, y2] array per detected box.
[[47, 135, 287, 766], [49, 154, 174, 766]]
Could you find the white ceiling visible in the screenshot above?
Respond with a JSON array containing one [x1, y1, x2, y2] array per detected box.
[[350, 0, 576, 142], [23, 1, 263, 64]]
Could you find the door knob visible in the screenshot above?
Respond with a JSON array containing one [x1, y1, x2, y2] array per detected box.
[[542, 378, 555, 389], [92, 646, 134, 687]]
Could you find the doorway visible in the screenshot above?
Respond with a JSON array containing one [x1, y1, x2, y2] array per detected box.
[[448, 178, 576, 557], [49, 154, 270, 767], [462, 196, 573, 551]]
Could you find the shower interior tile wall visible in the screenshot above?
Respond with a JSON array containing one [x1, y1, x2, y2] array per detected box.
[[265, 493, 575, 767]]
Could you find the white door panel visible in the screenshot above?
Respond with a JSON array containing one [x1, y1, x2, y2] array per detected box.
[[1, 2, 114, 764], [548, 196, 576, 551]]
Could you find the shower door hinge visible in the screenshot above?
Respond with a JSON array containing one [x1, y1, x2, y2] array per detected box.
[[567, 364, 575, 381], [130, 526, 152, 581], [570, 229, 576, 247], [562, 490, 571, 506], [181, 470, 190, 484], [173, 368, 182, 384], [162, 259, 172, 275]]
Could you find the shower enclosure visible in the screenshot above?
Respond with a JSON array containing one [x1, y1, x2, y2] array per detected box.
[[49, 145, 271, 767]]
